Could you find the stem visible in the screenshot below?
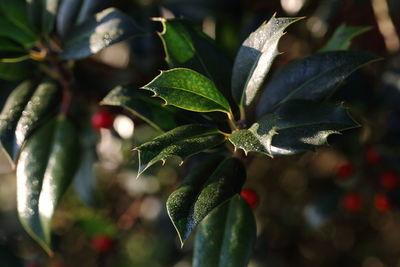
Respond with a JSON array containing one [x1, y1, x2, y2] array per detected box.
[[227, 111, 238, 132], [239, 106, 246, 122]]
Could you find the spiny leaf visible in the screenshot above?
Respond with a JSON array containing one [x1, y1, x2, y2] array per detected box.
[[17, 115, 80, 255], [156, 18, 233, 102], [193, 195, 257, 267], [61, 7, 142, 60], [320, 24, 371, 52], [256, 51, 381, 117], [230, 100, 359, 156], [231, 15, 304, 107], [167, 156, 246, 245], [101, 85, 207, 132], [141, 68, 231, 114], [0, 80, 61, 165], [135, 124, 225, 176]]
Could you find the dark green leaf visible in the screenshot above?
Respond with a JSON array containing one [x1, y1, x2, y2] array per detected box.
[[135, 124, 225, 176], [17, 115, 80, 254], [102, 85, 182, 132], [142, 68, 232, 115], [230, 100, 359, 156], [256, 51, 381, 117], [0, 0, 36, 38], [231, 15, 303, 107], [0, 37, 25, 52], [75, 0, 108, 24], [0, 17, 36, 47], [193, 195, 256, 267], [320, 24, 371, 52], [0, 62, 31, 80], [156, 18, 233, 101], [0, 80, 61, 165], [61, 7, 142, 60], [167, 156, 246, 245], [26, 0, 59, 35]]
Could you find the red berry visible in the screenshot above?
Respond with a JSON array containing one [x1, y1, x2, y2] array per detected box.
[[342, 192, 363, 212], [379, 170, 399, 189], [335, 162, 354, 179], [374, 194, 391, 212], [91, 235, 114, 253], [365, 146, 381, 166], [91, 109, 115, 130], [240, 189, 259, 208]]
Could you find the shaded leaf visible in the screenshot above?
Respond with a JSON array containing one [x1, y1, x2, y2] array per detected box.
[[0, 38, 25, 52], [193, 195, 256, 267], [61, 7, 142, 60], [0, 17, 36, 47], [75, 0, 108, 25], [0, 62, 31, 80], [26, 0, 59, 35], [135, 124, 225, 176], [156, 18, 233, 101], [230, 100, 358, 156], [17, 115, 80, 254], [320, 24, 371, 52], [0, 80, 61, 165], [167, 156, 246, 245], [102, 85, 187, 132], [256, 51, 381, 117], [0, 0, 36, 38], [142, 68, 231, 114], [56, 0, 83, 39], [231, 15, 303, 107]]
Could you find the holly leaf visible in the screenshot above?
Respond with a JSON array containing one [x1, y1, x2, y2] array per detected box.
[[231, 15, 304, 107], [0, 17, 36, 47], [155, 18, 233, 102], [229, 100, 358, 156], [102, 85, 205, 132], [17, 115, 80, 255], [193, 195, 256, 267], [135, 124, 225, 176], [0, 80, 61, 165], [320, 24, 371, 52], [142, 68, 231, 115], [256, 51, 381, 117], [167, 156, 246, 245], [0, 0, 37, 38], [55, 0, 83, 39], [0, 38, 25, 52], [61, 7, 142, 60], [26, 0, 59, 35]]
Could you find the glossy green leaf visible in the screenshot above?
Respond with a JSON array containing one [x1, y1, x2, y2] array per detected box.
[[0, 17, 36, 47], [0, 0, 36, 38], [193, 195, 256, 267], [167, 156, 246, 245], [135, 124, 226, 176], [102, 85, 183, 132], [26, 0, 59, 35], [231, 15, 303, 107], [0, 80, 61, 165], [156, 18, 233, 101], [320, 24, 371, 52], [17, 115, 80, 254], [0, 62, 30, 80], [142, 68, 231, 114], [256, 51, 381, 117], [61, 7, 142, 60], [230, 100, 358, 156]]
